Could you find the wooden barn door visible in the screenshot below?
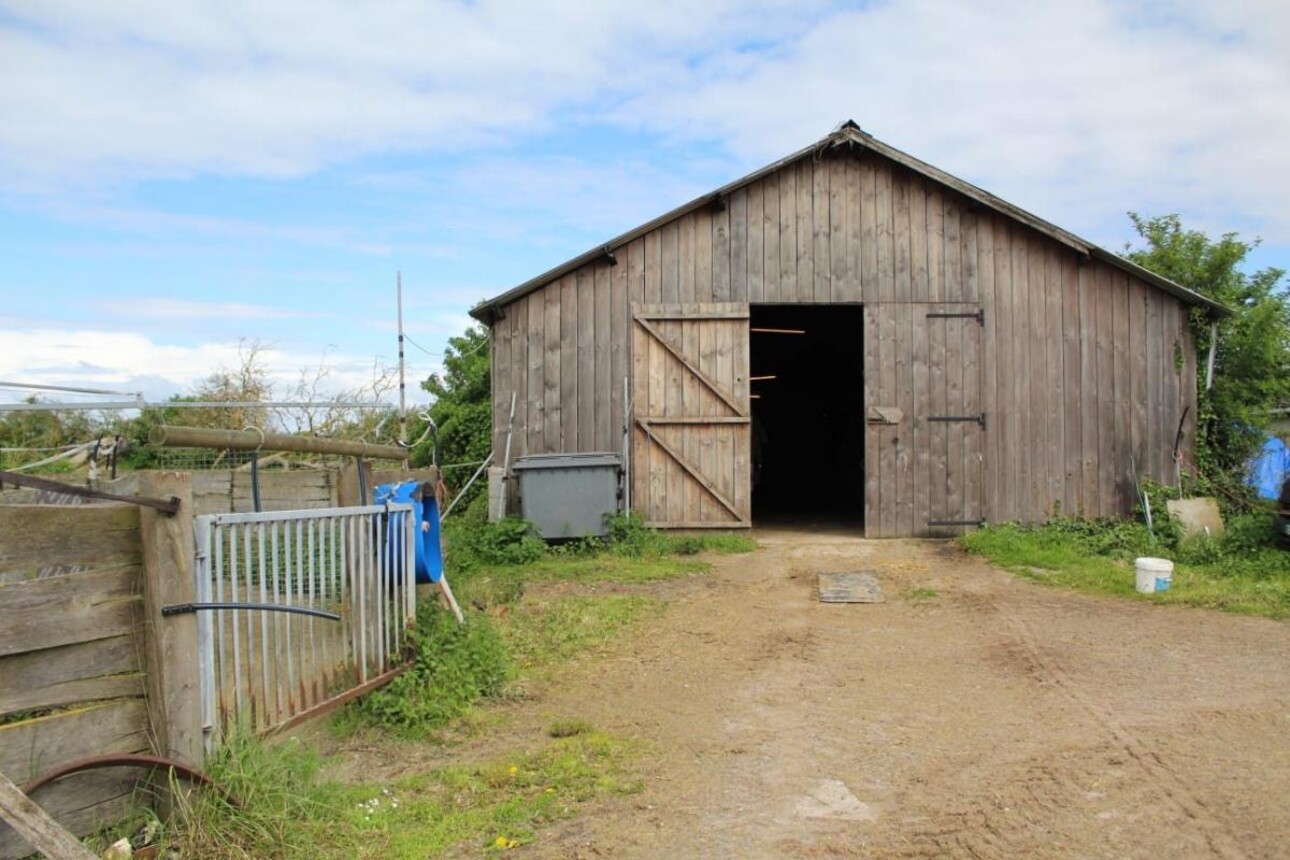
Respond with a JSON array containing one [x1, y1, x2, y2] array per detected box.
[[866, 303, 984, 537], [630, 304, 751, 528]]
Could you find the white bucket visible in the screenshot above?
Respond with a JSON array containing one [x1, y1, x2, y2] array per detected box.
[[1135, 557, 1174, 594]]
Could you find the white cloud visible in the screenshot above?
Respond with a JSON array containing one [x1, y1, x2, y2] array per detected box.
[[0, 329, 429, 404]]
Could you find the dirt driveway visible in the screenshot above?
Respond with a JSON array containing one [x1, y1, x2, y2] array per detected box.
[[339, 529, 1290, 858]]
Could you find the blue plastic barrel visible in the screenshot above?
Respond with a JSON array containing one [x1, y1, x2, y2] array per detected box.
[[373, 481, 443, 584]]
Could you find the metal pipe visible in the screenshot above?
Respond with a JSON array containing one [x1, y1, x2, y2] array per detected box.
[[440, 452, 494, 520], [150, 425, 408, 460], [161, 602, 343, 622], [397, 272, 408, 449]]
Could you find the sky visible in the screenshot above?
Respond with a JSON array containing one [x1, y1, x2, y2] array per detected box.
[[2, 0, 1288, 410]]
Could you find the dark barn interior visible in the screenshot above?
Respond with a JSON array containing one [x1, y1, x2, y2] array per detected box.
[[749, 305, 865, 525]]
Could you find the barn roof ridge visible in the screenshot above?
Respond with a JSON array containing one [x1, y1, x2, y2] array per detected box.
[[469, 121, 1227, 321]]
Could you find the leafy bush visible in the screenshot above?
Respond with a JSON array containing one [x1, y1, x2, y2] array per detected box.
[[350, 602, 510, 735], [443, 516, 547, 571]]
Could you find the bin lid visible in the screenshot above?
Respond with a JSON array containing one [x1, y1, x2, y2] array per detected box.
[[512, 452, 621, 470]]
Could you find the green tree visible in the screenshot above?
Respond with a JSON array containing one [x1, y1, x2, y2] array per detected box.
[[1125, 214, 1290, 475], [413, 326, 491, 487]]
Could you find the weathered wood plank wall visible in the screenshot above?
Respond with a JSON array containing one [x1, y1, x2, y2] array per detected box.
[[0, 504, 149, 860], [490, 150, 1197, 533]]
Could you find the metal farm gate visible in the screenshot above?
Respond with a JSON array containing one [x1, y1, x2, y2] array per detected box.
[[192, 503, 417, 750]]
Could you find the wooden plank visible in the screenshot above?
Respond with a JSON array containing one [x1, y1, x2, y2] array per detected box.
[[909, 177, 928, 302], [526, 293, 545, 456], [0, 699, 150, 781], [813, 157, 830, 302], [0, 769, 98, 860], [660, 220, 679, 305], [859, 159, 877, 299], [631, 312, 649, 517], [927, 306, 948, 534], [713, 307, 736, 518], [729, 188, 749, 303], [731, 315, 750, 522], [892, 172, 911, 304], [611, 245, 629, 463], [0, 505, 139, 583], [1045, 246, 1065, 513], [1078, 262, 1100, 517], [1096, 264, 1117, 515], [894, 303, 914, 536], [692, 211, 713, 303], [829, 156, 847, 302], [577, 267, 596, 450], [879, 306, 897, 538], [644, 229, 662, 304], [662, 318, 684, 524], [1146, 286, 1165, 482], [912, 300, 932, 534], [927, 186, 945, 303], [678, 213, 696, 305], [697, 311, 716, 523], [1112, 270, 1133, 512], [863, 305, 881, 535], [747, 182, 764, 303], [795, 161, 813, 301], [945, 312, 965, 533], [0, 636, 139, 719], [712, 200, 731, 302], [988, 218, 1013, 521], [780, 163, 798, 300], [1011, 227, 1033, 521], [843, 157, 862, 302], [646, 314, 666, 521], [1129, 277, 1148, 491], [977, 216, 997, 521], [1, 770, 135, 860], [962, 209, 979, 304], [681, 316, 700, 525], [493, 275, 513, 461], [963, 311, 983, 526], [1062, 254, 1082, 515], [875, 163, 893, 303], [635, 309, 749, 321], [511, 295, 529, 462], [543, 282, 562, 453], [761, 172, 780, 302], [136, 473, 201, 766], [594, 261, 613, 452], [0, 568, 138, 658], [944, 195, 962, 302], [561, 274, 580, 451], [729, 189, 749, 303]]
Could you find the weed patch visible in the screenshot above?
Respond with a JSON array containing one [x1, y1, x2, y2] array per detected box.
[[963, 513, 1290, 619], [504, 595, 664, 672]]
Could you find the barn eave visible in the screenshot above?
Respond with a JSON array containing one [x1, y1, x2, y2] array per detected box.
[[468, 120, 1228, 322]]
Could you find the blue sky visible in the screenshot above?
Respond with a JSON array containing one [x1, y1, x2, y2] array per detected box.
[[2, 0, 1288, 408]]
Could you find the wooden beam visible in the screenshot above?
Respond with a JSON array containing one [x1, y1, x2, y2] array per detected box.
[[0, 769, 97, 860], [633, 317, 746, 418], [136, 473, 203, 767], [149, 426, 408, 461]]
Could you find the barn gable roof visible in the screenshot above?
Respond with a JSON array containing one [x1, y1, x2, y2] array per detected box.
[[470, 120, 1227, 321]]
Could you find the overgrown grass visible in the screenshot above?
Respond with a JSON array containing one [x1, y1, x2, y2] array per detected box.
[[962, 511, 1290, 619], [154, 726, 639, 859], [339, 510, 754, 738]]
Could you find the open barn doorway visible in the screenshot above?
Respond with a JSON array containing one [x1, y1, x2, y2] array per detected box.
[[750, 305, 866, 527]]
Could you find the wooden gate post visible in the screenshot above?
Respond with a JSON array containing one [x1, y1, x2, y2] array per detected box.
[[136, 472, 203, 766]]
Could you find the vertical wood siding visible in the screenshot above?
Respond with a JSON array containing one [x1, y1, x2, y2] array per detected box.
[[490, 150, 1199, 533]]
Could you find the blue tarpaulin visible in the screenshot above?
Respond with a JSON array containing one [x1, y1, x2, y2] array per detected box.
[[1249, 436, 1289, 501]]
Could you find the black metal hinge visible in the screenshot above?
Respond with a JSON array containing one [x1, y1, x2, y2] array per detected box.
[[928, 519, 986, 528], [927, 414, 986, 430], [926, 309, 985, 325]]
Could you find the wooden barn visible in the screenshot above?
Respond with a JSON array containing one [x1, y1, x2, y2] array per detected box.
[[469, 121, 1225, 536]]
